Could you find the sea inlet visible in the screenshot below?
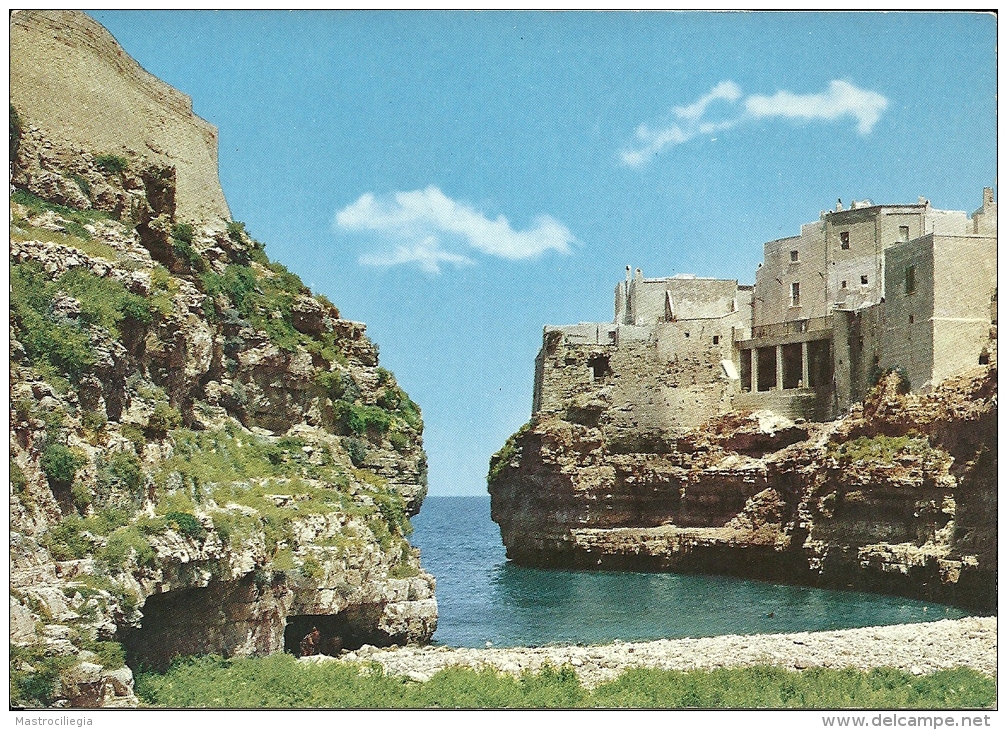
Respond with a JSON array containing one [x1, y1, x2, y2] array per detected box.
[[411, 496, 967, 649]]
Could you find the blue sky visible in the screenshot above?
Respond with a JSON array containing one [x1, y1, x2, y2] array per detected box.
[[89, 11, 996, 496]]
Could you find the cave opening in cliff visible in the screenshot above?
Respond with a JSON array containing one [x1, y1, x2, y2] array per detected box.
[[283, 604, 388, 657]]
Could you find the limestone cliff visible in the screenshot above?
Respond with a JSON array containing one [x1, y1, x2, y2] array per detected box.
[[490, 364, 996, 613], [10, 10, 435, 708]]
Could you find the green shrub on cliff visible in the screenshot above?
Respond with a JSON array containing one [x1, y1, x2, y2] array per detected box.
[[488, 422, 531, 483], [171, 222, 205, 272], [11, 262, 95, 380], [164, 511, 207, 540], [11, 188, 111, 225], [829, 435, 946, 466], [334, 402, 392, 438], [94, 153, 128, 174], [99, 525, 155, 569], [147, 401, 183, 434], [59, 267, 153, 338], [11, 261, 155, 384], [41, 443, 85, 488], [10, 644, 76, 708]]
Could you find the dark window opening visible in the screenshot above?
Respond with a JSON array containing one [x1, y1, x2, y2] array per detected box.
[[861, 274, 868, 285], [840, 231, 850, 249], [791, 282, 801, 307], [740, 349, 752, 392], [841, 280, 848, 289], [712, 335, 720, 345], [909, 314, 915, 324], [790, 250, 799, 262], [782, 343, 803, 389], [684, 331, 690, 338], [905, 265, 916, 295], [756, 346, 776, 392], [588, 354, 612, 381], [979, 350, 990, 365], [807, 340, 832, 387]]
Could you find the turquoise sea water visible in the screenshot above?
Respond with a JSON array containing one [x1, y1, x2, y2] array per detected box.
[[411, 495, 967, 648]]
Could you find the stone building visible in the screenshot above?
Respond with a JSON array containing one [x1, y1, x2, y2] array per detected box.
[[532, 189, 996, 426]]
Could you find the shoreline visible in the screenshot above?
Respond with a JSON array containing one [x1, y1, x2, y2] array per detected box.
[[312, 617, 997, 688]]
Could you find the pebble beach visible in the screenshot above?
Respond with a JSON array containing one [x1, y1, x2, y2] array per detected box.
[[310, 617, 997, 689]]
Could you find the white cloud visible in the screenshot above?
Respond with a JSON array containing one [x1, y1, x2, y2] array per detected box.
[[674, 80, 742, 122], [620, 79, 888, 166], [336, 186, 575, 274], [358, 236, 475, 275], [744, 79, 888, 135]]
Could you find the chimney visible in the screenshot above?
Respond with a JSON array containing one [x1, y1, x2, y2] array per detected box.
[[983, 187, 994, 206]]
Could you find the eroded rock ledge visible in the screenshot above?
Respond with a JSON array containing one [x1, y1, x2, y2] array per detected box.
[[489, 366, 996, 612]]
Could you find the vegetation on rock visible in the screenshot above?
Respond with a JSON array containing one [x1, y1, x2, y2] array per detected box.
[[134, 656, 995, 709]]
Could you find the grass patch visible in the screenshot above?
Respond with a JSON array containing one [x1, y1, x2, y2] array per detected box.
[[12, 187, 112, 226], [95, 153, 128, 174], [134, 659, 995, 709], [334, 402, 392, 438], [11, 261, 155, 381], [488, 421, 531, 483], [10, 644, 76, 708], [42, 507, 133, 561], [152, 424, 409, 554]]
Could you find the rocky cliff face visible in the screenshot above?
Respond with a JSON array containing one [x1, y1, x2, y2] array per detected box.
[[10, 10, 435, 708], [489, 364, 996, 613]]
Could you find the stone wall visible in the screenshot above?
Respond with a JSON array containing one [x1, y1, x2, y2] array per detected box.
[[618, 271, 741, 326], [10, 10, 231, 224], [753, 221, 828, 327], [932, 234, 998, 383]]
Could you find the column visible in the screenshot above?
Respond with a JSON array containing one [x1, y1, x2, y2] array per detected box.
[[775, 345, 784, 390], [750, 349, 759, 392], [801, 341, 810, 389]]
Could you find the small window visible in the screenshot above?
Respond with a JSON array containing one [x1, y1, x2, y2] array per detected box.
[[899, 225, 910, 242], [712, 335, 720, 345], [588, 355, 611, 380], [904, 265, 916, 295], [840, 231, 850, 249], [909, 314, 914, 324], [790, 250, 799, 262], [684, 331, 690, 338], [860, 275, 868, 286], [841, 280, 848, 289], [791, 282, 801, 307]]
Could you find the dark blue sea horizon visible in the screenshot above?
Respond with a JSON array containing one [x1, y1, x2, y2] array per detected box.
[[410, 495, 967, 649]]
